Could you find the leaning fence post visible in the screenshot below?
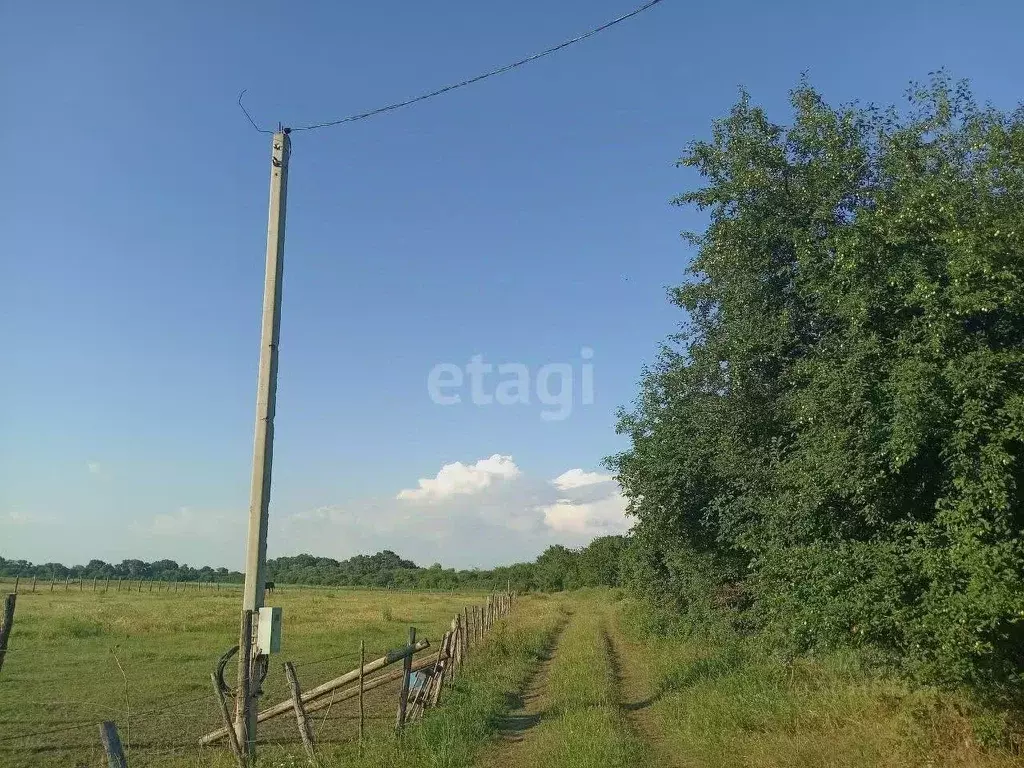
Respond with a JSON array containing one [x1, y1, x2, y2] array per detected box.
[[429, 631, 452, 707], [395, 626, 415, 730], [212, 672, 246, 768], [358, 640, 365, 748], [12, 577, 18, 594], [65, 576, 70, 591], [283, 662, 316, 760], [99, 721, 127, 768], [31, 576, 37, 592], [414, 629, 448, 719], [463, 606, 470, 653], [0, 593, 16, 676], [451, 616, 462, 676]]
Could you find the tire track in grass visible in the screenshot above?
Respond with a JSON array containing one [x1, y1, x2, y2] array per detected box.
[[605, 606, 681, 768], [475, 611, 573, 766]]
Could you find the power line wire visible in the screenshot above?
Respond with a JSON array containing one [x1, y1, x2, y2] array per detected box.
[[239, 0, 666, 134]]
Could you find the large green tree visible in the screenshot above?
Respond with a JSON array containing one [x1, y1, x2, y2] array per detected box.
[[610, 75, 1024, 690]]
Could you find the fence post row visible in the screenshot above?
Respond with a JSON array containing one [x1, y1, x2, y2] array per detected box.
[[197, 589, 517, 757]]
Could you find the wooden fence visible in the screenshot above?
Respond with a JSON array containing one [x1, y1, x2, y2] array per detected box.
[[0, 589, 516, 766], [197, 590, 514, 766], [0, 576, 238, 594]]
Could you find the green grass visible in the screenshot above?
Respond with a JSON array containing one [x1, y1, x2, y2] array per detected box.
[[320, 594, 570, 768], [3, 584, 1020, 768], [514, 599, 649, 768], [0, 584, 547, 768], [616, 598, 1023, 768]]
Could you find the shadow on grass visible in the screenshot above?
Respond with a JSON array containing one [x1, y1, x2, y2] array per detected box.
[[658, 643, 745, 695]]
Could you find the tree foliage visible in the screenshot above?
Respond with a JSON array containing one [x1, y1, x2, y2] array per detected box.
[[0, 536, 627, 593], [609, 75, 1024, 691]]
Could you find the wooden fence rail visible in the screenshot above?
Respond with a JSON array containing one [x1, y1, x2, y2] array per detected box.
[[200, 638, 431, 744]]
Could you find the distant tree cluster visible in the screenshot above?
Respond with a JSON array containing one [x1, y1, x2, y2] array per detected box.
[[0, 536, 628, 593], [265, 539, 628, 592], [0, 556, 240, 583], [609, 75, 1024, 692]]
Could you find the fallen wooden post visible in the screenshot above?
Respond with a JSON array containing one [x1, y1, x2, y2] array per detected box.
[[200, 638, 431, 744], [304, 652, 445, 716], [284, 662, 316, 760]]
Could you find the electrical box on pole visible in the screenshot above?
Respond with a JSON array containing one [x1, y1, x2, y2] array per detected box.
[[256, 607, 283, 655]]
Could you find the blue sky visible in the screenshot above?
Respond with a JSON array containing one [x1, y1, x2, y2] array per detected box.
[[2, 0, 1022, 569]]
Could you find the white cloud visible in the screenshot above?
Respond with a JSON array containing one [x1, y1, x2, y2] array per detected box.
[[551, 468, 613, 490], [87, 461, 101, 475], [397, 454, 520, 502], [279, 460, 630, 568], [150, 507, 232, 538], [4, 510, 31, 525], [538, 467, 631, 536], [537, 493, 630, 536]]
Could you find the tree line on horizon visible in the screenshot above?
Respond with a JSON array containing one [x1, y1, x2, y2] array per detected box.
[[0, 536, 627, 592]]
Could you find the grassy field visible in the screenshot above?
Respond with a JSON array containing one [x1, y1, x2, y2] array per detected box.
[[473, 591, 1020, 768], [0, 581, 566, 767], [1, 584, 1020, 767]]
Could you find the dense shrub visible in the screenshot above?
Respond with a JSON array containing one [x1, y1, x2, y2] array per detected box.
[[610, 74, 1024, 693]]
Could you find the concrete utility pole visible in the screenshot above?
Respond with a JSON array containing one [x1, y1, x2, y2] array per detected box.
[[236, 129, 291, 759]]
